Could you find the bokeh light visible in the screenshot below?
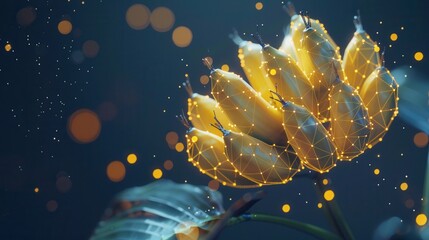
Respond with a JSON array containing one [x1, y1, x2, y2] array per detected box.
[[390, 33, 398, 41], [163, 160, 174, 170], [175, 142, 185, 152], [106, 161, 126, 182], [126, 4, 151, 30], [46, 200, 58, 212], [208, 180, 220, 190], [255, 2, 264, 10], [150, 7, 175, 32], [152, 168, 163, 179], [324, 190, 335, 201], [416, 213, 428, 226], [16, 7, 36, 27], [200, 75, 210, 85], [400, 182, 408, 191], [127, 153, 137, 164], [166, 131, 179, 148], [5, 43, 12, 52], [34, 187, 39, 193], [322, 179, 329, 185], [172, 26, 193, 48], [282, 204, 291, 213], [317, 203, 323, 208], [68, 109, 101, 144], [414, 51, 424, 61], [98, 101, 118, 121], [221, 64, 230, 71], [56, 176, 72, 193], [374, 169, 380, 175], [269, 69, 277, 76], [414, 132, 429, 148], [82, 40, 100, 58], [58, 20, 73, 35]]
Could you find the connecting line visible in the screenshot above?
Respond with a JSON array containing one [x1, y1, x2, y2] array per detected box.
[[210, 111, 230, 136], [176, 111, 191, 130]]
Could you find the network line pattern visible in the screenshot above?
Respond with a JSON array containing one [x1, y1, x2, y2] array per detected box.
[[181, 3, 399, 188]]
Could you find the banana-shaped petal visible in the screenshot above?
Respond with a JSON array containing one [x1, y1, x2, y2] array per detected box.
[[185, 127, 260, 188], [279, 26, 298, 61], [262, 44, 319, 119], [342, 13, 381, 90], [230, 31, 275, 102], [206, 60, 286, 145], [184, 79, 238, 137], [218, 129, 301, 185], [360, 66, 399, 148], [329, 77, 370, 160], [273, 92, 337, 173]]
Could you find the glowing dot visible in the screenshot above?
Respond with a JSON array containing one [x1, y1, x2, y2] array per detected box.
[[269, 69, 277, 75], [322, 179, 328, 185], [106, 161, 126, 182], [163, 160, 174, 170], [282, 204, 291, 213], [317, 203, 323, 208], [172, 26, 193, 48], [166, 131, 179, 148], [4, 43, 12, 52], [400, 182, 408, 191], [324, 190, 335, 201], [153, 168, 163, 179], [67, 109, 101, 144], [46, 200, 58, 212], [175, 142, 185, 152], [221, 64, 230, 71], [374, 45, 380, 53], [58, 20, 72, 35], [82, 40, 100, 58], [374, 169, 380, 175], [191, 136, 198, 143], [34, 187, 39, 193], [150, 7, 175, 32], [16, 7, 37, 27], [127, 153, 137, 164], [416, 214, 427, 226], [414, 52, 424, 61], [208, 180, 220, 190], [200, 75, 210, 85], [390, 33, 398, 41], [126, 4, 150, 30], [255, 2, 263, 10], [414, 132, 429, 148]]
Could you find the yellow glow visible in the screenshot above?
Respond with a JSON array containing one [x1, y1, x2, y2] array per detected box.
[[34, 187, 39, 193], [175, 142, 185, 152], [153, 168, 163, 179], [4, 43, 12, 52], [269, 69, 277, 76], [374, 45, 380, 53], [317, 203, 323, 208], [414, 52, 424, 61], [106, 161, 126, 182], [416, 214, 428, 226], [414, 132, 429, 148], [324, 190, 335, 201], [126, 4, 150, 30], [191, 136, 198, 143], [58, 20, 72, 35], [150, 7, 175, 32], [374, 168, 380, 175], [127, 153, 137, 164], [400, 182, 408, 191], [172, 26, 193, 48], [322, 179, 328, 185], [255, 2, 263, 10], [221, 64, 230, 71], [390, 33, 398, 41], [282, 204, 291, 213]]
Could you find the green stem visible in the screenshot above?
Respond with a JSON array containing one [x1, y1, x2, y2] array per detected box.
[[228, 213, 341, 240], [313, 173, 355, 240]]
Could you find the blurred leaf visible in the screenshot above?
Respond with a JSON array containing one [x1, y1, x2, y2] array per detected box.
[[90, 180, 225, 240]]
